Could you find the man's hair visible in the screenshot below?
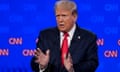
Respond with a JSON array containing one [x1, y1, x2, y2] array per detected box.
[[55, 0, 78, 15]]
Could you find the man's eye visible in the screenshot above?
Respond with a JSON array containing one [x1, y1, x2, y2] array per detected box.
[[56, 15, 59, 17], [62, 15, 67, 17], [56, 15, 67, 18]]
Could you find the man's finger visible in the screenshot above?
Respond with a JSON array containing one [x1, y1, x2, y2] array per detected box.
[[67, 53, 73, 63], [36, 48, 42, 53], [68, 53, 71, 59], [35, 59, 39, 63], [46, 49, 50, 56], [35, 50, 41, 56], [64, 53, 67, 59], [35, 48, 44, 57], [34, 50, 39, 56]]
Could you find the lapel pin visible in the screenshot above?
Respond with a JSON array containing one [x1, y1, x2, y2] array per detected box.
[[78, 36, 80, 39]]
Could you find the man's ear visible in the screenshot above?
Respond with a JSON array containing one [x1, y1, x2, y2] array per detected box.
[[73, 14, 78, 22]]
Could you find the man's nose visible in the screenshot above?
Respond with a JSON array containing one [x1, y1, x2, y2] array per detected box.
[[58, 16, 64, 22]]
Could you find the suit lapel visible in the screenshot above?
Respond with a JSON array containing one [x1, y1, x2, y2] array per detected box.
[[69, 25, 82, 55]]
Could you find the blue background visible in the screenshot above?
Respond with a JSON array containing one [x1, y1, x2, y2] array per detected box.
[[0, 0, 120, 72]]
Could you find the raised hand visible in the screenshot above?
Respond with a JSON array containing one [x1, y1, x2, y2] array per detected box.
[[64, 53, 74, 72], [35, 48, 50, 69]]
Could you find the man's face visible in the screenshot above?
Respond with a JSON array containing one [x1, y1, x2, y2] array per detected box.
[[55, 9, 77, 32]]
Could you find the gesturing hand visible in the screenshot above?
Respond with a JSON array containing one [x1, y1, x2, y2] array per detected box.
[[64, 53, 74, 72], [35, 48, 50, 69]]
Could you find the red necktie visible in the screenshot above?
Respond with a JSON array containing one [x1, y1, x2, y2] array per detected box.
[[61, 32, 69, 65]]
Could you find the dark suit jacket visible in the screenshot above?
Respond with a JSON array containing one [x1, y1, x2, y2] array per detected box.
[[31, 25, 99, 72]]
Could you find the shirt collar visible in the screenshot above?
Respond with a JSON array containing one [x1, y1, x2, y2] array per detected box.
[[60, 24, 76, 39]]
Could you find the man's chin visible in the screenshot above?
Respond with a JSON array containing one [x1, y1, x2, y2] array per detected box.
[[58, 29, 66, 32]]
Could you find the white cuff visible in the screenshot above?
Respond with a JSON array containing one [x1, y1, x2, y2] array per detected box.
[[39, 64, 47, 72]]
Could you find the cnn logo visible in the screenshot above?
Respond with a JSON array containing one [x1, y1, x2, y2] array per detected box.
[[23, 49, 35, 56], [104, 50, 118, 58], [0, 49, 9, 56], [9, 37, 22, 45]]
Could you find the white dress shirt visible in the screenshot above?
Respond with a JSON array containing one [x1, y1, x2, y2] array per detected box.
[[60, 24, 76, 48]]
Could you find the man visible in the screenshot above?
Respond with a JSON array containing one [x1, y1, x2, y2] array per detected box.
[[31, 0, 99, 72]]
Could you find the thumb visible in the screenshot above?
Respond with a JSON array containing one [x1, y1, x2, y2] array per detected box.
[[46, 49, 50, 56], [64, 53, 67, 59], [68, 53, 71, 58]]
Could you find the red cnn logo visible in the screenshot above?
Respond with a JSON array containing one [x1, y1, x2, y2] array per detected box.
[[23, 49, 35, 56], [104, 50, 118, 58], [0, 49, 9, 56], [9, 37, 22, 45], [97, 38, 104, 46]]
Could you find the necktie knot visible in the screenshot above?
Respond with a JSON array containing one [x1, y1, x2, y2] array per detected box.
[[64, 32, 69, 37]]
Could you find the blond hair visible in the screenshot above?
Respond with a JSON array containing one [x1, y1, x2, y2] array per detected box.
[[55, 0, 77, 15]]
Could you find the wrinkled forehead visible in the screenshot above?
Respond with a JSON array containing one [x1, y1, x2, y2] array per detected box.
[[55, 9, 72, 16]]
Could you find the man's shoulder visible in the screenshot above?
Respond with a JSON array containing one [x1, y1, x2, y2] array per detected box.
[[39, 27, 58, 35], [78, 28, 97, 39], [41, 27, 57, 32], [80, 28, 95, 35]]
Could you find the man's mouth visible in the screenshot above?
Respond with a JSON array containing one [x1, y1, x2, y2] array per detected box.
[[59, 24, 65, 27]]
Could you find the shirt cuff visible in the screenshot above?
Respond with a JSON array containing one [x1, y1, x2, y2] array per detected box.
[[39, 65, 46, 72]]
